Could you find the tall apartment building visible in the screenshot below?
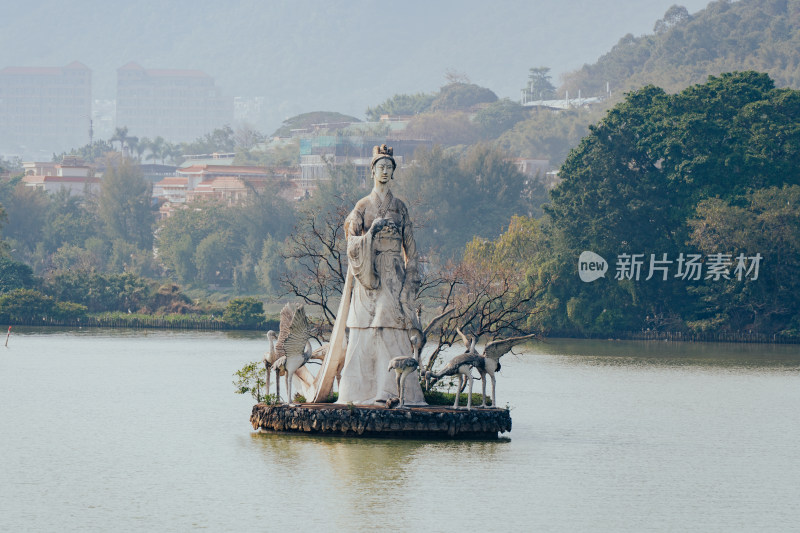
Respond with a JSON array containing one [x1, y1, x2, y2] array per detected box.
[[116, 62, 233, 143], [0, 61, 92, 157]]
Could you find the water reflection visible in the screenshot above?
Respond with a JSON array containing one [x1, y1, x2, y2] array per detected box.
[[247, 431, 509, 525], [249, 431, 507, 474]]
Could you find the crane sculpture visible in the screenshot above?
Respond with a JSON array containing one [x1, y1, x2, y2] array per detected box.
[[387, 334, 423, 409], [386, 307, 454, 409], [271, 303, 313, 405], [263, 330, 280, 402], [456, 327, 539, 408], [423, 334, 482, 410]]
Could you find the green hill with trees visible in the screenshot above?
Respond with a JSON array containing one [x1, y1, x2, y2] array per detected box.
[[495, 0, 800, 170], [561, 0, 800, 98], [478, 71, 800, 338]]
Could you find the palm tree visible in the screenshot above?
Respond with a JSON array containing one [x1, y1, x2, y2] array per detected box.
[[110, 127, 130, 154], [125, 136, 140, 160], [146, 136, 166, 164], [166, 142, 183, 165], [128, 136, 146, 162]]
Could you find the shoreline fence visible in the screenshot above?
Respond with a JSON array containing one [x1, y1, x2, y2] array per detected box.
[[560, 329, 799, 344], [5, 316, 280, 331]]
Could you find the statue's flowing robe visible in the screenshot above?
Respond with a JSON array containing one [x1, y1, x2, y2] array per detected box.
[[337, 189, 425, 405]]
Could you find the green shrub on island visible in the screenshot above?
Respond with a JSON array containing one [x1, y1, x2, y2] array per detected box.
[[0, 257, 35, 294], [233, 361, 268, 402], [223, 297, 266, 328], [423, 389, 492, 407], [52, 301, 88, 321], [0, 288, 87, 323], [91, 311, 220, 322], [0, 289, 56, 322], [43, 272, 197, 314]]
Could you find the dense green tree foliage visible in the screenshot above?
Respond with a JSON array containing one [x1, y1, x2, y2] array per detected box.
[[473, 99, 528, 140], [404, 112, 480, 147], [156, 193, 295, 292], [430, 82, 498, 112], [0, 288, 88, 323], [98, 156, 154, 250], [687, 186, 800, 334], [394, 144, 540, 259], [42, 190, 98, 257], [222, 297, 266, 328], [365, 92, 436, 120], [0, 288, 58, 322], [496, 109, 597, 165], [179, 125, 236, 155], [157, 201, 232, 284], [479, 72, 800, 336], [523, 67, 557, 100], [0, 257, 35, 293], [562, 0, 800, 98], [550, 72, 796, 252], [1, 184, 50, 259], [43, 271, 152, 313]]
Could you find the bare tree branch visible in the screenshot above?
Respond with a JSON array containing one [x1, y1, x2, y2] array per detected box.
[[279, 199, 349, 329]]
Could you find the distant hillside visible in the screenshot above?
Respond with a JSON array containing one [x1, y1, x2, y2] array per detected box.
[[561, 0, 800, 97], [0, 0, 711, 134]]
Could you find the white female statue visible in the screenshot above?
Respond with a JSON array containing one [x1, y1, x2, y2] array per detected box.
[[336, 144, 427, 405]]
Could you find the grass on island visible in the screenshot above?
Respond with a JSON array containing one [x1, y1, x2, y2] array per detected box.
[[423, 390, 492, 407], [315, 390, 491, 407], [266, 390, 492, 408]]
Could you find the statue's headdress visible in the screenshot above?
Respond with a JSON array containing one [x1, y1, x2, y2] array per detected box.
[[370, 144, 396, 171]]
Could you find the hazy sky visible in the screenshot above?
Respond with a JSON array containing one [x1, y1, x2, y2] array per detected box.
[[2, 0, 712, 130]]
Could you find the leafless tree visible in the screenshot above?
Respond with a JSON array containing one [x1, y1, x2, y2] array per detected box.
[[444, 69, 470, 85], [279, 198, 350, 329], [420, 258, 541, 372]]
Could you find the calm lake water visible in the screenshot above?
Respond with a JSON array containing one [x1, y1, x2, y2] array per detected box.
[[1, 329, 798, 532]]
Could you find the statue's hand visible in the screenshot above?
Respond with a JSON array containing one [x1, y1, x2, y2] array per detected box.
[[369, 217, 389, 234]]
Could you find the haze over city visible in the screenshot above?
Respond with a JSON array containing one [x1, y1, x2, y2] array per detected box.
[[3, 2, 800, 529], [1, 0, 710, 154]]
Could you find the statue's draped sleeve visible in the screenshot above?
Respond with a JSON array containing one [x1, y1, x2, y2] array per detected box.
[[399, 202, 421, 328], [344, 206, 378, 291]]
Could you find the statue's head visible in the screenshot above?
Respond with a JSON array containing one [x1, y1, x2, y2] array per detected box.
[[370, 144, 396, 183]]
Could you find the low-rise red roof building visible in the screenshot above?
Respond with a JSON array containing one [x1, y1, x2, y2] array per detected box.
[[21, 158, 100, 196]]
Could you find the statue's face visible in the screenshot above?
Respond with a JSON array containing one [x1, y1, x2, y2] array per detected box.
[[372, 158, 394, 185]]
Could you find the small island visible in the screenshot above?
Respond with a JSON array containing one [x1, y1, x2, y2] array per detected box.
[[245, 146, 540, 440], [250, 403, 511, 439]]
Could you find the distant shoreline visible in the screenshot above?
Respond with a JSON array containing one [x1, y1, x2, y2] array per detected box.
[[3, 314, 279, 332], [549, 330, 799, 345], [3, 317, 797, 345]]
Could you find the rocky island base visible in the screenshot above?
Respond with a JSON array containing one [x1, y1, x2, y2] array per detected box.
[[250, 403, 512, 439]]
